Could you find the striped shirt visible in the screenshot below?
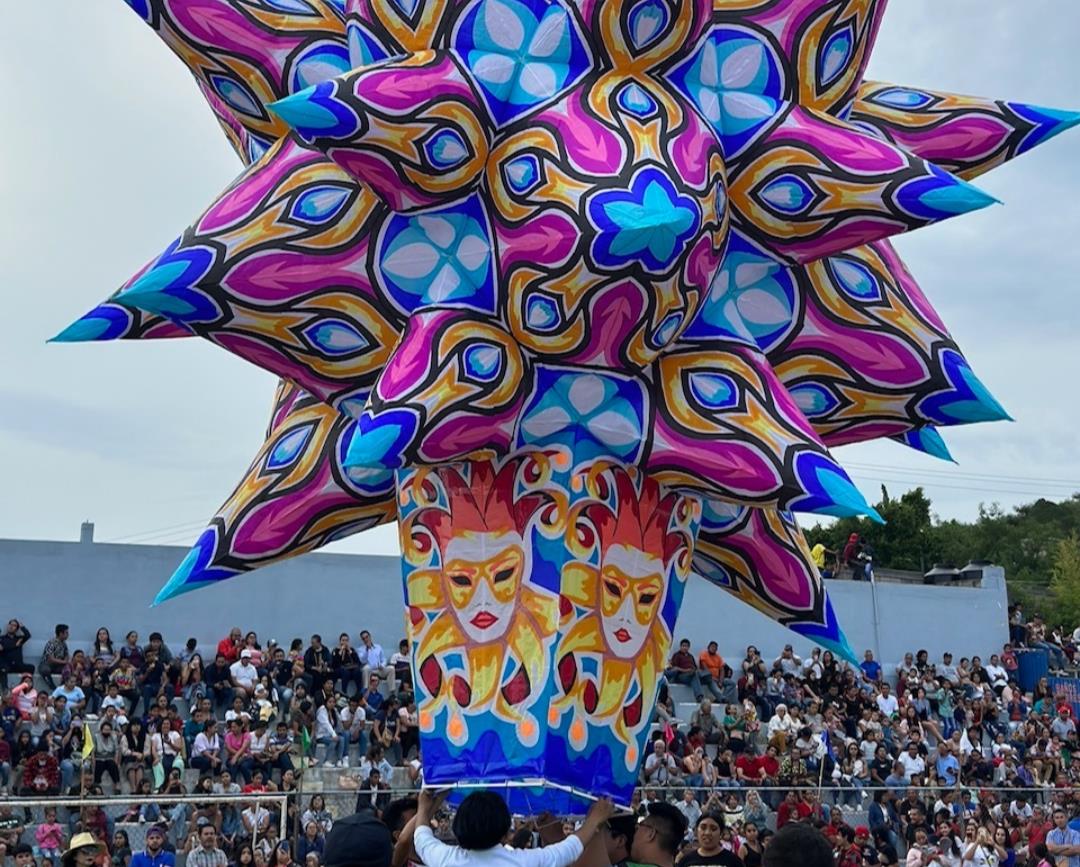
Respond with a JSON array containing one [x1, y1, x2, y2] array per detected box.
[[187, 848, 227, 867]]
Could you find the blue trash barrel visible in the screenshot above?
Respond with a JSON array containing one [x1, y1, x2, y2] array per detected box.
[[1016, 648, 1049, 693]]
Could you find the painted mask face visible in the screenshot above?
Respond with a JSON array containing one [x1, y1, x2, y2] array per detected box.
[[599, 543, 665, 659], [442, 531, 524, 643]]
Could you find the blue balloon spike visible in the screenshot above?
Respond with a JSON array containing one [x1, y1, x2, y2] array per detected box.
[[115, 242, 218, 323], [49, 314, 116, 344], [902, 165, 1001, 220], [792, 453, 884, 522], [269, 83, 358, 140], [893, 426, 956, 463], [342, 408, 418, 470], [1011, 103, 1080, 154], [153, 530, 237, 606]]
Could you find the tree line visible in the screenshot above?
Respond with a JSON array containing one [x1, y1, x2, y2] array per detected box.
[[803, 489, 1080, 623]]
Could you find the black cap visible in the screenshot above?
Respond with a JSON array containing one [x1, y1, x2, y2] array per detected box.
[[323, 813, 393, 867]]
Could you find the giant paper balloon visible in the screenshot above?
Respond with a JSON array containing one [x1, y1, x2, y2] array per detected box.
[[54, 0, 1077, 809]]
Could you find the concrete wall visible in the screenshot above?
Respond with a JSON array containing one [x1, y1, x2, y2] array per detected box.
[[0, 536, 1008, 668]]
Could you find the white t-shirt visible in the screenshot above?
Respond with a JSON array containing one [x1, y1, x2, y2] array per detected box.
[[985, 664, 1008, 688], [899, 752, 926, 778], [967, 845, 999, 867], [230, 661, 258, 689], [414, 825, 583, 867], [643, 752, 678, 783], [877, 694, 899, 716]]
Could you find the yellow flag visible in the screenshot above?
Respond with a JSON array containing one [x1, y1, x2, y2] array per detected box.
[[81, 723, 94, 760]]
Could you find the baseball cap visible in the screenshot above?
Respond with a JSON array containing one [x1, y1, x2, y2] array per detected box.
[[241, 650, 252, 659], [323, 812, 393, 867], [855, 826, 870, 838], [146, 826, 166, 839]]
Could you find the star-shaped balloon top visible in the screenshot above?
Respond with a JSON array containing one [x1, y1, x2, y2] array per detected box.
[[54, 0, 1077, 659]]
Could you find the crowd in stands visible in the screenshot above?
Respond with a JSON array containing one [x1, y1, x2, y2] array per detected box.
[[2, 604, 1080, 867]]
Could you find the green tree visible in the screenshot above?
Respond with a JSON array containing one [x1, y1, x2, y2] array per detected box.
[[805, 491, 1080, 603], [1049, 533, 1080, 627]]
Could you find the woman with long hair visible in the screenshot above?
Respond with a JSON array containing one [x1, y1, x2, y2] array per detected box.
[[181, 654, 206, 704], [738, 820, 764, 867], [963, 825, 1007, 867], [676, 813, 732, 866], [230, 845, 255, 867], [120, 719, 148, 792], [743, 789, 768, 831], [936, 820, 964, 867], [300, 795, 332, 835], [111, 830, 132, 867], [93, 628, 117, 668]]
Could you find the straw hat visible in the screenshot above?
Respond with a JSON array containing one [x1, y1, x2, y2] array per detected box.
[[62, 833, 106, 867]]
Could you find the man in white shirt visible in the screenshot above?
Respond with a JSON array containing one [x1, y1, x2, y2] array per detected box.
[[898, 742, 926, 778], [643, 740, 683, 785], [876, 683, 899, 717], [985, 655, 1009, 694], [230, 651, 259, 697], [358, 630, 396, 695], [773, 644, 802, 676], [340, 696, 368, 761], [412, 789, 613, 867]]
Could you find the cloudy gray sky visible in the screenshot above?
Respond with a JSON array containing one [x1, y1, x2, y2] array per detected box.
[[1, 2, 1078, 556]]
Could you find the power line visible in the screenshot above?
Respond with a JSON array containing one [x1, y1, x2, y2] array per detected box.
[[843, 461, 1080, 488], [104, 519, 209, 544]]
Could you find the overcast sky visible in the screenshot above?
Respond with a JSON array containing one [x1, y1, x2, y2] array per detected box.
[[1, 2, 1078, 556]]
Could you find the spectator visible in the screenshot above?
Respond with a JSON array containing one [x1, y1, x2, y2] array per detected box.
[[763, 823, 834, 867], [665, 639, 704, 702], [230, 652, 259, 700], [0, 620, 33, 686], [207, 655, 234, 714], [354, 768, 391, 817], [304, 636, 332, 693], [643, 739, 682, 786], [698, 642, 735, 704], [390, 641, 412, 692], [38, 624, 71, 689], [625, 801, 685, 867], [861, 650, 882, 684], [224, 720, 254, 783], [35, 807, 65, 860], [773, 645, 802, 677], [358, 632, 395, 696], [186, 824, 227, 867], [331, 635, 363, 699], [129, 826, 174, 867], [677, 812, 739, 867], [191, 719, 224, 776], [297, 825, 324, 865], [217, 629, 243, 666], [61, 833, 106, 867], [1047, 807, 1080, 867]]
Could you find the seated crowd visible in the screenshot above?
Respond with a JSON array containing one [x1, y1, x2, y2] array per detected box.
[[0, 622, 420, 799], [2, 612, 1080, 867]]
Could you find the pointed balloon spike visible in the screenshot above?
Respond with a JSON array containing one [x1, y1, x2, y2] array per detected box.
[[152, 540, 230, 606], [893, 426, 956, 464], [899, 165, 1001, 219], [343, 409, 417, 470], [918, 350, 1012, 426], [268, 84, 356, 141], [115, 242, 217, 322], [1007, 103, 1080, 154], [790, 452, 882, 521], [49, 315, 118, 344]]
